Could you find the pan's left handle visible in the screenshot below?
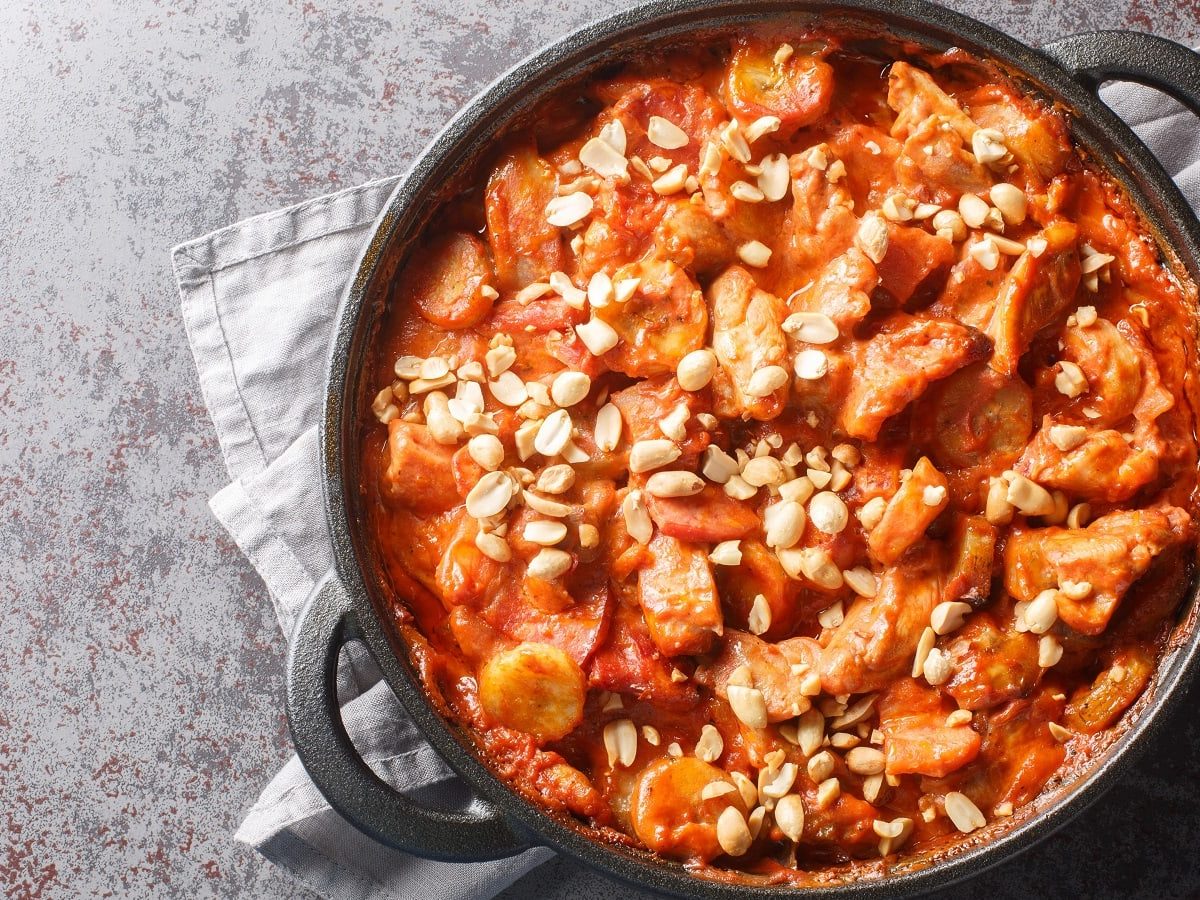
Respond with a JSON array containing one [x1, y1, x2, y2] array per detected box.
[[286, 573, 529, 861], [1041, 31, 1200, 118]]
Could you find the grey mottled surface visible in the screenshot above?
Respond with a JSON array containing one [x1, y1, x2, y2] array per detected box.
[[2, 1, 1199, 898]]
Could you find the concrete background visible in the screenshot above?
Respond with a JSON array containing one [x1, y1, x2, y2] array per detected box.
[[2, 0, 1199, 897]]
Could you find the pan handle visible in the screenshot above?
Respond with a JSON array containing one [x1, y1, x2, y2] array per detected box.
[[286, 573, 529, 861], [1042, 31, 1200, 118]]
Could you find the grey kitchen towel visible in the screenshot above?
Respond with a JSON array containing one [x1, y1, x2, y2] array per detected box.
[[171, 78, 1198, 900]]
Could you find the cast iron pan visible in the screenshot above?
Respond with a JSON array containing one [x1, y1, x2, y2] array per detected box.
[[286, 1, 1200, 895]]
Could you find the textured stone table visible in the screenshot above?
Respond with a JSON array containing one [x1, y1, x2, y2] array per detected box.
[[3, 1, 1199, 897]]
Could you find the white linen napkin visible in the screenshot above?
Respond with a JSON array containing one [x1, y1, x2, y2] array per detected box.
[[172, 79, 1199, 900]]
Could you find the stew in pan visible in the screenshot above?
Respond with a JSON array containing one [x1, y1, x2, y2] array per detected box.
[[359, 28, 1200, 880]]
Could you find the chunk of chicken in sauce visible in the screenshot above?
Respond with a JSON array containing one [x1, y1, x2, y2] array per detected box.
[[708, 266, 790, 420], [878, 678, 982, 778], [637, 532, 724, 656], [887, 62, 991, 202], [485, 141, 566, 291], [1017, 419, 1159, 504], [985, 221, 1081, 376], [1004, 505, 1192, 635], [867, 456, 951, 566], [839, 316, 993, 441], [820, 551, 944, 695], [594, 257, 708, 377], [697, 630, 820, 722]]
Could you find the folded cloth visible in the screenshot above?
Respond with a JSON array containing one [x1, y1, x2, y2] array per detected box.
[[172, 78, 1198, 900]]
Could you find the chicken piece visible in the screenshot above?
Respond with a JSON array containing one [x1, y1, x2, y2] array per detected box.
[[447, 607, 508, 666], [715, 541, 806, 640], [785, 246, 878, 333], [887, 62, 993, 200], [587, 603, 698, 708], [395, 231, 496, 330], [435, 511, 505, 609], [1060, 317, 1173, 436], [381, 420, 460, 514], [535, 760, 607, 821], [796, 783, 879, 854], [637, 533, 724, 656], [724, 37, 834, 129], [697, 630, 816, 722], [782, 145, 859, 285], [827, 124, 902, 212], [839, 316, 993, 441], [887, 61, 977, 143], [913, 362, 1032, 482], [929, 253, 1010, 331], [573, 188, 654, 282], [484, 141, 566, 290], [610, 375, 711, 468], [1065, 644, 1156, 733], [631, 757, 748, 862], [896, 114, 993, 203], [652, 199, 732, 276], [820, 552, 942, 695], [985, 220, 1080, 376], [1017, 421, 1159, 503], [645, 484, 759, 543], [708, 265, 789, 420], [1057, 318, 1139, 425], [877, 678, 982, 778], [478, 642, 587, 743], [594, 257, 707, 377], [940, 514, 997, 606], [970, 687, 1065, 807], [876, 223, 955, 305], [965, 84, 1072, 182], [867, 457, 950, 565], [944, 612, 1041, 711], [1004, 505, 1191, 635]]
